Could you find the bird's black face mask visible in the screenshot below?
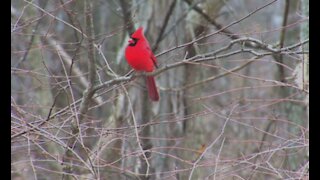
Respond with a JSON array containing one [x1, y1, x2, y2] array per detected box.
[[128, 37, 138, 46]]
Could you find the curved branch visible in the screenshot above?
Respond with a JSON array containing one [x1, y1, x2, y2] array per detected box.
[[156, 0, 279, 58]]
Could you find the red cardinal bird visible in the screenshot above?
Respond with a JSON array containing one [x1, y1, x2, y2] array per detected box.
[[125, 27, 160, 101]]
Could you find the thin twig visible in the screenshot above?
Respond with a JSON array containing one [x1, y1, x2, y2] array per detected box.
[[188, 104, 238, 180], [121, 84, 151, 177], [213, 137, 226, 180]]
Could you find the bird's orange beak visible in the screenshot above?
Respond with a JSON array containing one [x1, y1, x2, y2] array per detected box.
[[128, 38, 134, 44]]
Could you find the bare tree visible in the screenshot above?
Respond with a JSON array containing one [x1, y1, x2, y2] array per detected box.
[[11, 0, 308, 179]]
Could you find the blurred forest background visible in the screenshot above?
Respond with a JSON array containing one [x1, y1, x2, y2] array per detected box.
[[11, 0, 309, 179]]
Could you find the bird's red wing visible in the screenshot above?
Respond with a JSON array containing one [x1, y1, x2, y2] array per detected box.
[[146, 46, 158, 68]]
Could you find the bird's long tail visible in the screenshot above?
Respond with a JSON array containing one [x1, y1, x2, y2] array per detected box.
[[146, 76, 159, 101]]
